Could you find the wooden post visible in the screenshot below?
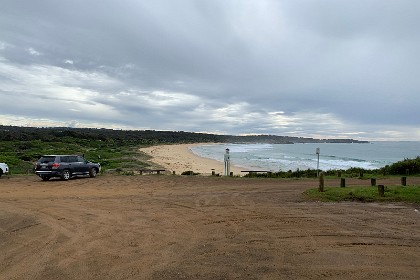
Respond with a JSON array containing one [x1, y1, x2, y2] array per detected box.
[[378, 185, 385, 196], [401, 177, 407, 186], [318, 172, 325, 192], [340, 178, 346, 188], [371, 178, 376, 186]]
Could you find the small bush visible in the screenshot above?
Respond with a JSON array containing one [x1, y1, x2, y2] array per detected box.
[[181, 170, 199, 175], [121, 170, 135, 176]]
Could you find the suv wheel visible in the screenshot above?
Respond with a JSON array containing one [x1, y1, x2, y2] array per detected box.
[[89, 168, 97, 178], [61, 169, 71, 181]]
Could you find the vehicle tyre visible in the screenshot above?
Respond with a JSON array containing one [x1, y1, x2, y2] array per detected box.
[[0, 170, 2, 178], [41, 176, 50, 181], [61, 169, 71, 181], [89, 168, 97, 178]]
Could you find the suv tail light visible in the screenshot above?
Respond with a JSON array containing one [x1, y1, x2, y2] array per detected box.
[[52, 163, 60, 169]]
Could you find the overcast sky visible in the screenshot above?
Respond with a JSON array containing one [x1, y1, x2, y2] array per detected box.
[[1, 0, 419, 140]]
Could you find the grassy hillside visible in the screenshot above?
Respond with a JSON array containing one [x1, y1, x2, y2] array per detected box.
[[0, 138, 152, 174]]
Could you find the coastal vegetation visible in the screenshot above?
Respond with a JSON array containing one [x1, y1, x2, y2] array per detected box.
[[243, 157, 420, 178], [0, 137, 152, 174], [0, 125, 367, 144]]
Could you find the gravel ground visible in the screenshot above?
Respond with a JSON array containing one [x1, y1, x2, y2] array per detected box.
[[1, 175, 419, 279]]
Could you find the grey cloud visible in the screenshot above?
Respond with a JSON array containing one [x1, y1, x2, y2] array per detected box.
[[0, 0, 419, 140]]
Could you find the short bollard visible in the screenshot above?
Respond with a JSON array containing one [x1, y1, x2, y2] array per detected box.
[[378, 185, 385, 197], [173, 171, 176, 175], [371, 178, 376, 186], [318, 172, 325, 192], [230, 172, 233, 177], [340, 178, 346, 188], [211, 170, 215, 176], [401, 177, 407, 186]]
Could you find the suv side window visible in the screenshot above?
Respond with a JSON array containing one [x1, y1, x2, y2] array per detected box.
[[60, 156, 70, 163], [69, 156, 78, 163], [61, 156, 77, 163], [77, 156, 85, 162]]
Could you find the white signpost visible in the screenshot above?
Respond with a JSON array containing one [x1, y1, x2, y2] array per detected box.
[[224, 148, 231, 176], [316, 147, 320, 177]]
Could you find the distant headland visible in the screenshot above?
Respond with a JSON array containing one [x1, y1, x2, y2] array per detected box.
[[0, 125, 368, 144]]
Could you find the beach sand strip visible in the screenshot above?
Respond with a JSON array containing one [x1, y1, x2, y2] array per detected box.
[[140, 143, 245, 176]]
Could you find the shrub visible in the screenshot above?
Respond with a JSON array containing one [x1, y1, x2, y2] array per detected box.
[[181, 170, 199, 175]]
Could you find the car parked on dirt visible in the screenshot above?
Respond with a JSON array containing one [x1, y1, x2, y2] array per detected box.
[[0, 162, 9, 178], [35, 155, 101, 181]]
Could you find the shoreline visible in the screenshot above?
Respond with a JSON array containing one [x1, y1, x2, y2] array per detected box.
[[140, 143, 245, 176]]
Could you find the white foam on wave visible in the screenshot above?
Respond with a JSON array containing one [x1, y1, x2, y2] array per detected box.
[[228, 143, 273, 153], [318, 159, 377, 170]]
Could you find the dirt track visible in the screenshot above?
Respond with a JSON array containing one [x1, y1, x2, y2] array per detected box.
[[1, 175, 419, 279]]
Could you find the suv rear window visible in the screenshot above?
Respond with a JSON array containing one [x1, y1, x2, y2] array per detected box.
[[38, 156, 56, 163]]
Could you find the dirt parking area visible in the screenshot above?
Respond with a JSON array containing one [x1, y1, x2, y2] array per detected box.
[[1, 175, 419, 279]]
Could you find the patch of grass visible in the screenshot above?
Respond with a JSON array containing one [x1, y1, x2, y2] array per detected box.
[[304, 185, 420, 203]]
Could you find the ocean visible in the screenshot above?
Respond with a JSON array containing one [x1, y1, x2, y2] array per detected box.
[[190, 142, 420, 171]]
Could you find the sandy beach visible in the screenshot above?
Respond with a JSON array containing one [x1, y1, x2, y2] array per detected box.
[[140, 143, 245, 176]]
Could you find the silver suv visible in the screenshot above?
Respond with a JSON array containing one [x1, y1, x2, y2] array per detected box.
[[35, 155, 101, 181]]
